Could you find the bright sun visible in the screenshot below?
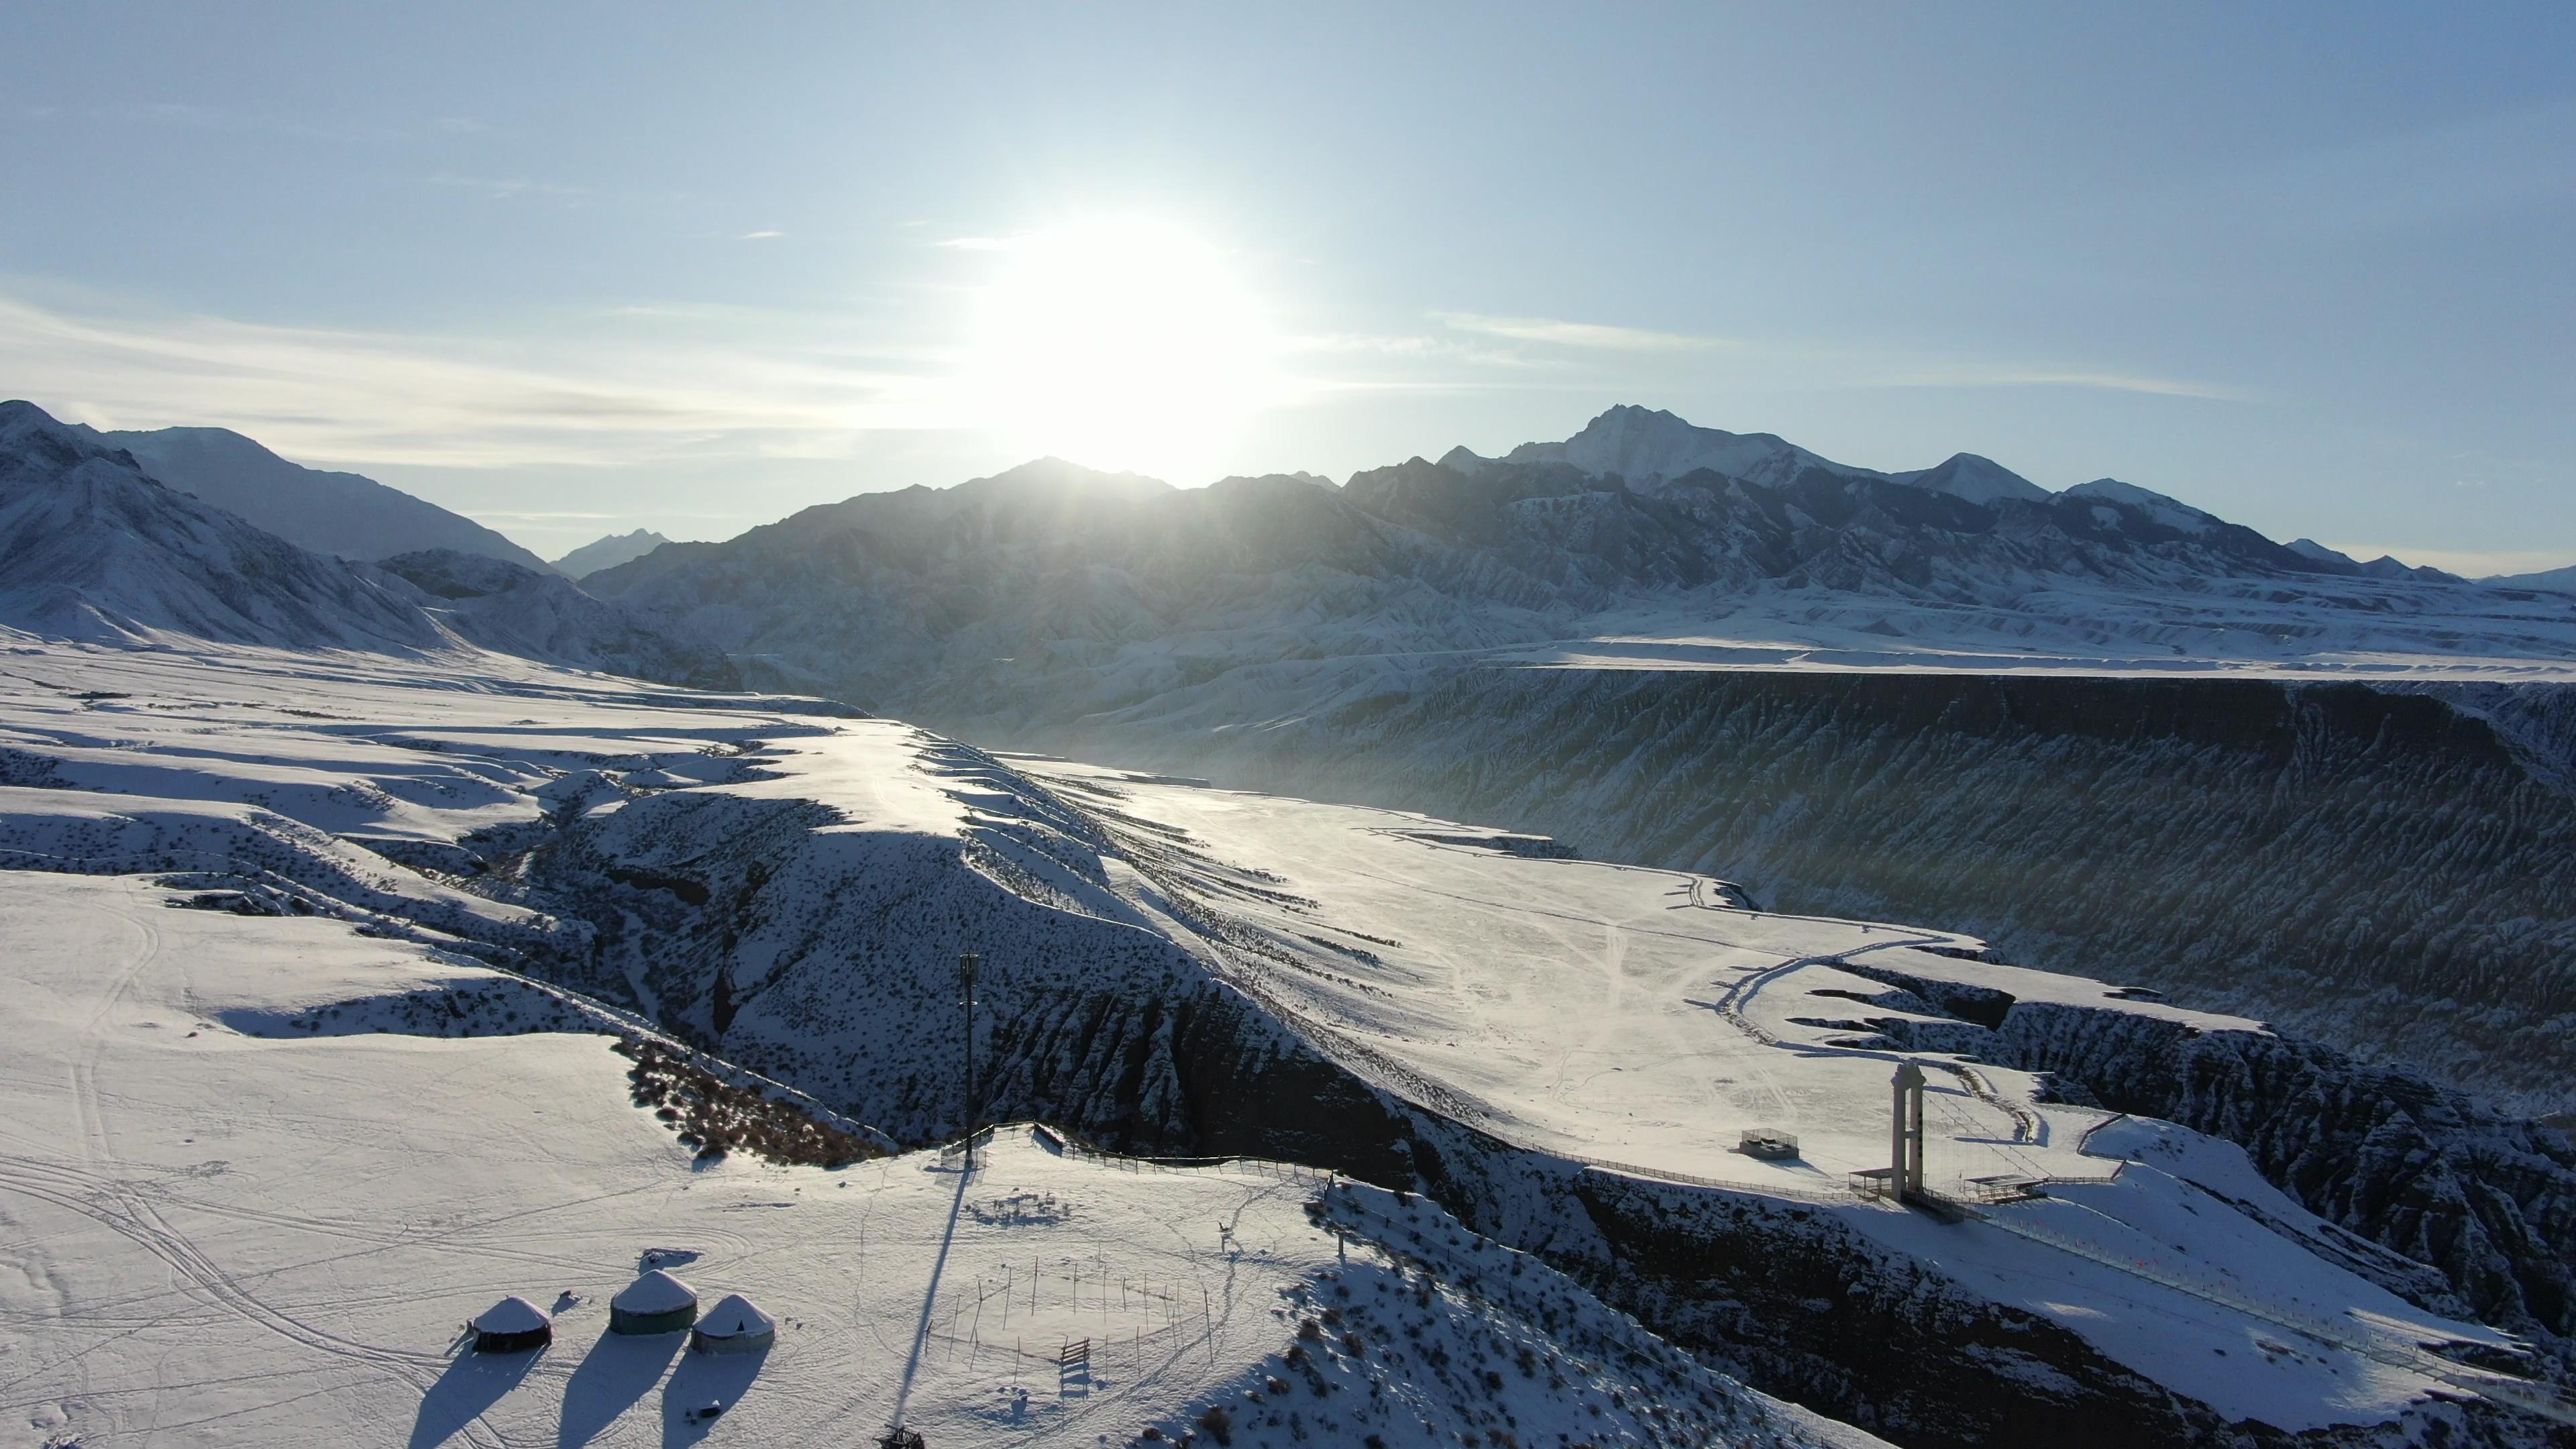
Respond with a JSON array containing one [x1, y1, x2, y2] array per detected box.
[[964, 219, 1277, 483]]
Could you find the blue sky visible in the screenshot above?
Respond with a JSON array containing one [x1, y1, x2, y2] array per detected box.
[[2, 3, 2569, 570]]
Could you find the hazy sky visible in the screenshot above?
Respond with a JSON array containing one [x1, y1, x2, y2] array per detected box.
[[2, 3, 2569, 570]]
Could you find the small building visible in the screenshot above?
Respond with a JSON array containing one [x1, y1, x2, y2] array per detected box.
[[472, 1295, 553, 1353], [690, 1293, 776, 1355], [610, 1269, 700, 1336]]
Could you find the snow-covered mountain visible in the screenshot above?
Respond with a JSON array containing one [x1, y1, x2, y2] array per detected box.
[[553, 527, 673, 578], [0, 400, 735, 688], [1450, 403, 2057, 507], [1, 400, 449, 650], [2493, 561, 2576, 593], [66, 415, 555, 572], [586, 403, 2568, 723]]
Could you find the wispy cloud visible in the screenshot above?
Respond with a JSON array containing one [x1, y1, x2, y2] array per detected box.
[[1418, 311, 2239, 401], [1433, 311, 1724, 352], [1861, 367, 2248, 401], [933, 235, 1014, 252], [0, 290, 962, 470], [739, 229, 785, 241]]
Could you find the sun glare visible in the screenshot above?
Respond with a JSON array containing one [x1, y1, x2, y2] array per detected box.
[[964, 219, 1277, 483]]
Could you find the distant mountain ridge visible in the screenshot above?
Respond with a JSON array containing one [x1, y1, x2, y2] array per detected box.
[[0, 400, 735, 688], [553, 528, 672, 578], [64, 419, 554, 574], [2491, 561, 2576, 593], [582, 403, 2542, 721]]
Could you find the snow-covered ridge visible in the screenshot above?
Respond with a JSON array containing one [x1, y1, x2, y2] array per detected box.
[[64, 413, 555, 573], [582, 402, 2576, 737], [0, 400, 737, 688], [555, 527, 674, 578]]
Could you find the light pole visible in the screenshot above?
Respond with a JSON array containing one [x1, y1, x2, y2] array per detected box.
[[961, 952, 979, 1170]]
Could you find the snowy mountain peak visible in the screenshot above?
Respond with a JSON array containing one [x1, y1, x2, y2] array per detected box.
[[1889, 451, 2051, 506], [1435, 443, 1493, 478], [0, 400, 445, 650], [954, 456, 1173, 509], [55, 414, 555, 574], [1487, 405, 2034, 506], [2063, 477, 2218, 535], [1503, 404, 1841, 492], [553, 528, 672, 579]]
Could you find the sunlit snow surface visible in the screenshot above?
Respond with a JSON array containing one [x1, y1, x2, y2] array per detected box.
[[0, 872, 1874, 1448], [0, 636, 2545, 1438], [1013, 758, 2532, 1429]]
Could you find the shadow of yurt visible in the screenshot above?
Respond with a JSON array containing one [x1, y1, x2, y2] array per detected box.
[[409, 1344, 539, 1449], [660, 1344, 766, 1448], [556, 1329, 682, 1448]]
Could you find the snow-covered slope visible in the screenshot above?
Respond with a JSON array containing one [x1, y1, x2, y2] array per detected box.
[[2492, 561, 2576, 594], [0, 867, 1870, 1449], [67, 414, 556, 572], [555, 528, 673, 578], [1, 399, 448, 651], [0, 401, 739, 688], [1, 639, 2567, 1444], [376, 547, 741, 690]]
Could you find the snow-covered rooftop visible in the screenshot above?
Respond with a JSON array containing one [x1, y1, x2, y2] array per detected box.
[[612, 1269, 698, 1315]]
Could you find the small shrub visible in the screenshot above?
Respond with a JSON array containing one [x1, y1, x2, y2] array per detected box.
[[1197, 1406, 1234, 1446]]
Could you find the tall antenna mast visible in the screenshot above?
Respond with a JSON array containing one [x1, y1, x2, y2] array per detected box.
[[961, 951, 980, 1170]]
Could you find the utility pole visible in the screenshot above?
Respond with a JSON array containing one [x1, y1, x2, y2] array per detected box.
[[961, 951, 979, 1171]]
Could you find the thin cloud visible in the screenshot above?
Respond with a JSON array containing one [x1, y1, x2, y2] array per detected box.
[[0, 292, 963, 470], [1863, 368, 2247, 402], [739, 229, 784, 240], [1434, 311, 1723, 352], [934, 235, 1014, 251]]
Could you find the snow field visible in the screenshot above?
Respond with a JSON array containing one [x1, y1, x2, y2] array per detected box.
[[0, 871, 1859, 1447], [1016, 759, 2534, 1430]]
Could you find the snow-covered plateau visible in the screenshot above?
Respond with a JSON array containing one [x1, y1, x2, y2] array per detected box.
[[1, 639, 2570, 1446]]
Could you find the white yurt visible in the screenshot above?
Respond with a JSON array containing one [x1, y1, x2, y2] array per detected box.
[[609, 1269, 700, 1336], [471, 1295, 552, 1353], [688, 1293, 776, 1355]]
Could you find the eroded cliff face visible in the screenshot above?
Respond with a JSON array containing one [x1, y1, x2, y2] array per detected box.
[[984, 668, 2576, 1118], [1830, 957, 2576, 1361]]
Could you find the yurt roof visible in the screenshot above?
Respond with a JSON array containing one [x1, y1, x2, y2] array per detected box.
[[696, 1292, 775, 1337], [474, 1295, 551, 1333], [612, 1269, 698, 1314]]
